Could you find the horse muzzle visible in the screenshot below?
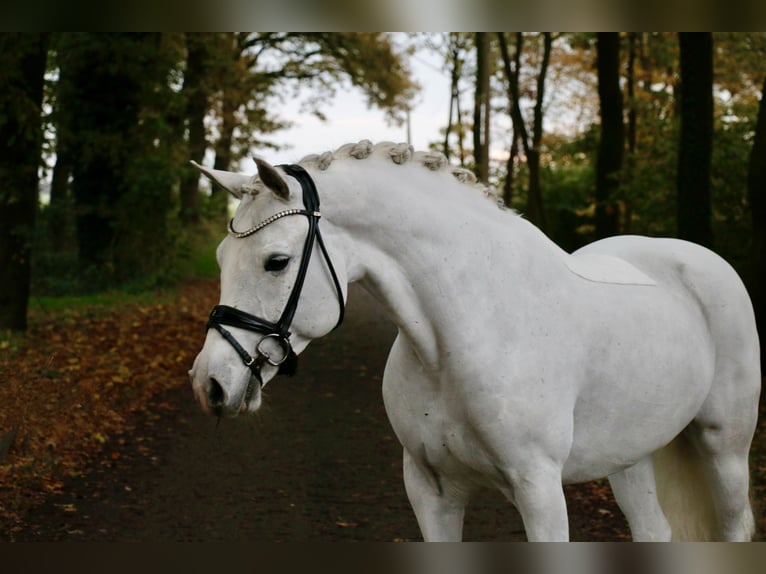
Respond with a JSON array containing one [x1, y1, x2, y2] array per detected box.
[[189, 349, 267, 417]]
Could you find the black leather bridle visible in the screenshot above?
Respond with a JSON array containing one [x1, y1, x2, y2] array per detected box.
[[206, 164, 345, 405]]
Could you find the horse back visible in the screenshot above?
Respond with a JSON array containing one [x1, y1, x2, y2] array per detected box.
[[575, 235, 760, 386]]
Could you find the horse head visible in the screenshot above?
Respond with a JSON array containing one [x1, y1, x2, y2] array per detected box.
[[188, 158, 347, 417]]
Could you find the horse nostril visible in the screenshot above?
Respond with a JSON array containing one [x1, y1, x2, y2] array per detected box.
[[208, 377, 225, 409]]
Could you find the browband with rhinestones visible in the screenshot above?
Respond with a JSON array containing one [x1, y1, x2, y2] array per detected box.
[[228, 209, 321, 239]]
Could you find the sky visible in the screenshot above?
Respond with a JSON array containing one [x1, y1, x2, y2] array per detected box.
[[255, 48, 452, 167]]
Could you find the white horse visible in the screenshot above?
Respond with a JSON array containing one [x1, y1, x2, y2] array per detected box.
[[189, 141, 760, 541]]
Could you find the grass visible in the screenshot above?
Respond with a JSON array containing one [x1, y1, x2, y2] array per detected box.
[[28, 229, 221, 312], [29, 289, 174, 314]]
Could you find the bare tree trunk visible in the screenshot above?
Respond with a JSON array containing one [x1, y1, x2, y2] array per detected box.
[[213, 97, 235, 174], [525, 33, 552, 232], [179, 33, 210, 224], [747, 75, 766, 375], [443, 34, 462, 161], [0, 33, 48, 330], [210, 33, 245, 221], [444, 74, 455, 160], [48, 35, 78, 250], [503, 137, 519, 207], [48, 145, 73, 250], [676, 32, 714, 248], [595, 32, 624, 239], [497, 32, 521, 206], [473, 32, 490, 182], [498, 32, 550, 229], [456, 80, 466, 166], [623, 32, 638, 234]]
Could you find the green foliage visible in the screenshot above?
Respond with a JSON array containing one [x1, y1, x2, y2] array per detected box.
[[620, 113, 680, 239], [539, 133, 597, 251], [33, 199, 221, 296], [711, 109, 757, 273]]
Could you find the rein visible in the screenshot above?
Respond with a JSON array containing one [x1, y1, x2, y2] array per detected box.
[[205, 164, 345, 405]]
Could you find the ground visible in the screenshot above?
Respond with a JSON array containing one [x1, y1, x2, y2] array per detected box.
[[0, 279, 763, 541]]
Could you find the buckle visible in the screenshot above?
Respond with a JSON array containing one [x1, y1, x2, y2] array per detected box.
[[255, 333, 292, 366]]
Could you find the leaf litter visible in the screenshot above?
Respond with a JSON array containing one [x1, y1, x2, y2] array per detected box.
[[0, 279, 218, 529]]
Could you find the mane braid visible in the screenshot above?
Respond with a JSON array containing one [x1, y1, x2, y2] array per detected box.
[[296, 139, 508, 211]]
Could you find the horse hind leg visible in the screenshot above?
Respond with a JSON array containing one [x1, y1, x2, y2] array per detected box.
[[608, 456, 672, 541], [687, 328, 760, 540], [653, 374, 759, 541], [685, 418, 758, 541], [681, 250, 760, 540]]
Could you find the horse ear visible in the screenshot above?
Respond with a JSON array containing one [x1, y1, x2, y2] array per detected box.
[[190, 161, 250, 199], [253, 156, 290, 200]]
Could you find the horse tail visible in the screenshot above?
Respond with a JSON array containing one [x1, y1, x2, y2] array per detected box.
[[652, 433, 720, 541]]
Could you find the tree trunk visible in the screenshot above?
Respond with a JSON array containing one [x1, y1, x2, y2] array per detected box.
[[68, 36, 144, 269], [623, 32, 638, 234], [526, 33, 552, 232], [747, 76, 766, 374], [497, 33, 521, 207], [179, 33, 210, 224], [48, 34, 77, 251], [0, 33, 49, 330], [210, 33, 244, 221], [595, 32, 624, 239], [212, 108, 234, 175], [472, 32, 490, 182], [443, 35, 462, 161], [676, 32, 714, 248], [455, 79, 466, 166], [48, 143, 73, 250]]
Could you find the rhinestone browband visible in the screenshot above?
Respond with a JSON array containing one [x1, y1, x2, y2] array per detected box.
[[228, 209, 321, 239]]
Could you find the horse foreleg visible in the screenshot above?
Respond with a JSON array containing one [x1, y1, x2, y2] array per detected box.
[[506, 462, 569, 541], [402, 449, 466, 542], [608, 457, 671, 541]]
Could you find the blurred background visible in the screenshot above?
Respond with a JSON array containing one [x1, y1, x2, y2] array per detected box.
[[2, 32, 765, 337]]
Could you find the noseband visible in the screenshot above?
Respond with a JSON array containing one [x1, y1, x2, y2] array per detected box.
[[205, 164, 345, 404]]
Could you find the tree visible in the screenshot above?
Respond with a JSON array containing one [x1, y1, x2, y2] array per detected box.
[[499, 32, 553, 227], [528, 32, 554, 231], [594, 33, 624, 239], [623, 32, 639, 234], [747, 75, 766, 372], [179, 33, 212, 224], [440, 33, 469, 165], [497, 32, 522, 206], [497, 32, 552, 230], [677, 33, 714, 248], [0, 33, 49, 330], [53, 33, 182, 284], [47, 35, 76, 250], [473, 32, 490, 182], [191, 32, 416, 221]]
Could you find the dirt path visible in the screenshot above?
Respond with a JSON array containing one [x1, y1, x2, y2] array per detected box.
[[1, 283, 654, 541]]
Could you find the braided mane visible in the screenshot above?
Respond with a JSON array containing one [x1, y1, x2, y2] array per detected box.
[[296, 140, 505, 208]]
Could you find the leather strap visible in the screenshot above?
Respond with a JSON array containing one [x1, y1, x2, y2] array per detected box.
[[206, 164, 345, 392]]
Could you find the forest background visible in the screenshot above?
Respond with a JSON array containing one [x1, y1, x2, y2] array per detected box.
[[2, 32, 766, 374]]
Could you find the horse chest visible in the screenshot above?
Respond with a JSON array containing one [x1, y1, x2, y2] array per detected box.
[[382, 362, 511, 488]]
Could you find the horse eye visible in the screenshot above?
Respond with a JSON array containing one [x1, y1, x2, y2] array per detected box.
[[265, 255, 290, 273]]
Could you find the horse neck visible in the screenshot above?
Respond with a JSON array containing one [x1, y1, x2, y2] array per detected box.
[[316, 161, 564, 368]]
